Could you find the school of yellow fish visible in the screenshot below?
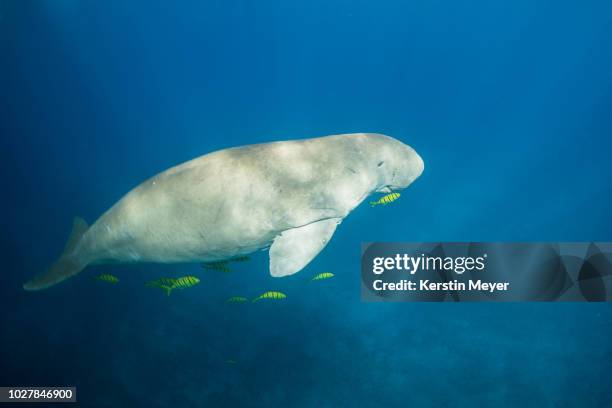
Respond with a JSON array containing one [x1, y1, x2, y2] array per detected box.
[[94, 265, 334, 303]]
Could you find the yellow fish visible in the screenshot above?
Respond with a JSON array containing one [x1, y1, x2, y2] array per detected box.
[[145, 278, 175, 296], [202, 262, 231, 273], [370, 192, 400, 207], [145, 278, 176, 288], [146, 276, 199, 296], [252, 291, 287, 302], [230, 256, 250, 262], [226, 296, 249, 303], [172, 276, 200, 289], [94, 273, 119, 284], [312, 272, 335, 281], [145, 278, 177, 295]]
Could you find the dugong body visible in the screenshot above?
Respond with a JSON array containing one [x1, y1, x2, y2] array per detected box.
[[24, 133, 424, 290]]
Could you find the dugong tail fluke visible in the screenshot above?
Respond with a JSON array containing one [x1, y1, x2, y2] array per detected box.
[[24, 217, 90, 291]]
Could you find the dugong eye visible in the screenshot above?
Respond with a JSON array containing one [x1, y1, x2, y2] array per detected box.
[[377, 161, 385, 167]]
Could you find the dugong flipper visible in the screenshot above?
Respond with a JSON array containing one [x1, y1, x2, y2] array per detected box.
[[269, 217, 342, 277], [24, 133, 424, 290]]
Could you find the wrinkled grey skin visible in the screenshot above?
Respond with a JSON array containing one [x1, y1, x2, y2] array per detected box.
[[24, 133, 424, 290]]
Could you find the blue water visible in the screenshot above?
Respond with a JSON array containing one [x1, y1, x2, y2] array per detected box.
[[2, 1, 612, 406]]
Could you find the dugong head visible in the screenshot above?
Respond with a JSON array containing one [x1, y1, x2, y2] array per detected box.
[[361, 133, 424, 193]]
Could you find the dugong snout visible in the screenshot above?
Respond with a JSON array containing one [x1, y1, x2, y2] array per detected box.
[[369, 134, 424, 192], [397, 145, 424, 187]]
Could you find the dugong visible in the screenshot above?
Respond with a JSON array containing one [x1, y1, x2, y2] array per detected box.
[[24, 133, 424, 290]]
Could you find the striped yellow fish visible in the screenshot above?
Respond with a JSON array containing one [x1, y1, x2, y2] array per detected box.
[[145, 278, 176, 288], [252, 291, 287, 302], [312, 272, 335, 281], [230, 256, 250, 262], [94, 273, 119, 284], [370, 192, 401, 207], [172, 276, 200, 289], [226, 296, 249, 304], [145, 278, 177, 296], [201, 262, 231, 273], [146, 276, 199, 296]]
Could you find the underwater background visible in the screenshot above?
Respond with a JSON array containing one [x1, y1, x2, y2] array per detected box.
[[1, 0, 612, 406]]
